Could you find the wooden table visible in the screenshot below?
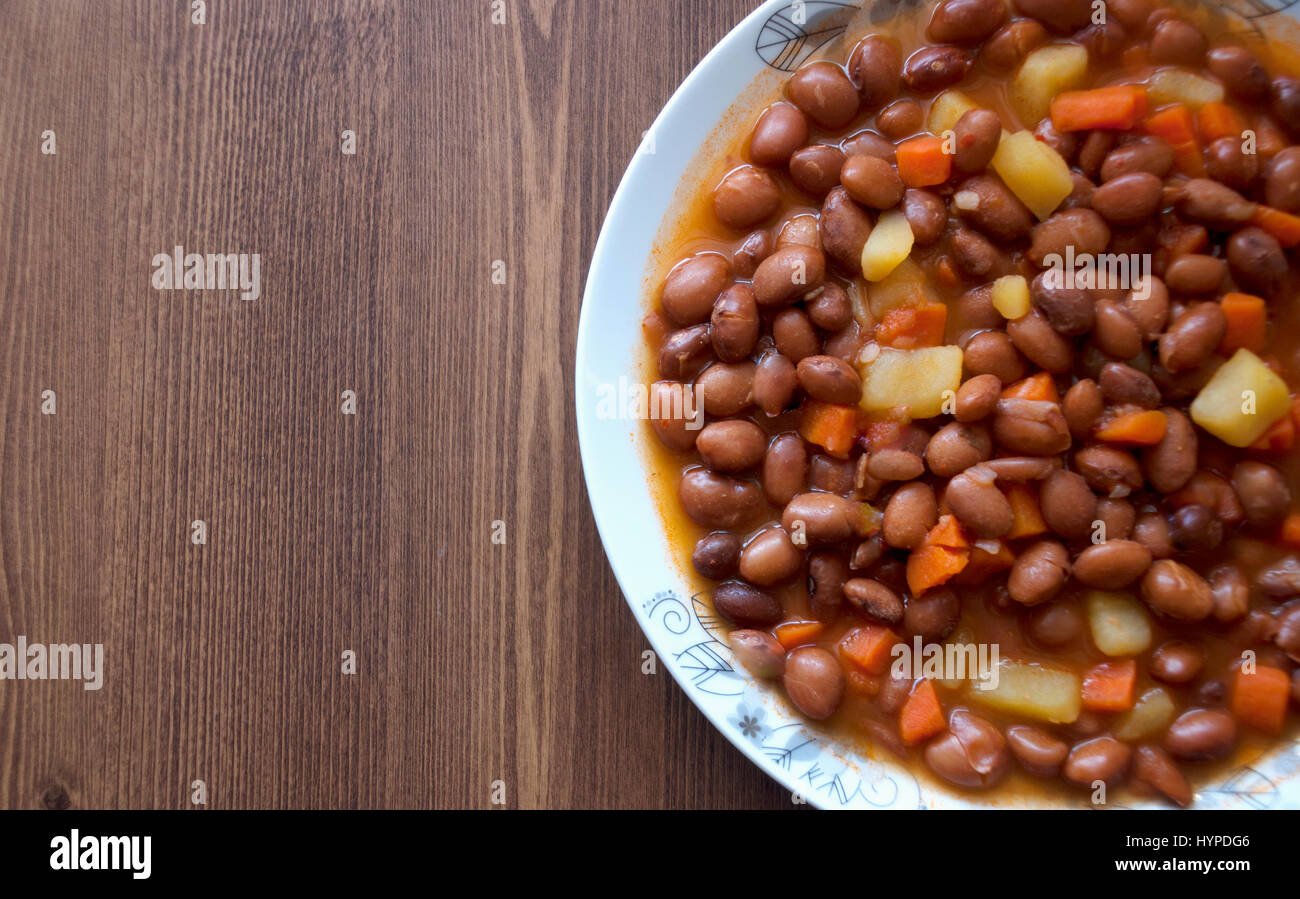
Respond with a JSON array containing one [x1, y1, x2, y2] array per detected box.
[[0, 0, 792, 808]]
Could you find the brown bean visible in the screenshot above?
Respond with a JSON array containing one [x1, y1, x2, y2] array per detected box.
[[839, 154, 902, 209], [782, 492, 862, 543], [883, 482, 938, 549], [925, 711, 1009, 788], [901, 188, 947, 245], [1133, 745, 1193, 807], [788, 61, 859, 129], [1265, 146, 1300, 212], [753, 245, 826, 307], [1205, 137, 1258, 193], [1149, 640, 1205, 685], [806, 282, 853, 331], [795, 355, 861, 405], [1207, 44, 1269, 101], [926, 422, 992, 478], [1164, 708, 1236, 761], [713, 165, 782, 230], [1074, 445, 1143, 497], [732, 229, 773, 279], [753, 351, 797, 416], [1226, 226, 1287, 296], [1030, 273, 1093, 337], [1062, 379, 1104, 437], [903, 587, 961, 641], [954, 174, 1035, 241], [712, 580, 781, 627], [848, 35, 901, 108], [777, 214, 822, 250], [1007, 725, 1069, 777], [1092, 298, 1143, 360], [749, 102, 810, 167], [928, 0, 1007, 43], [1099, 362, 1160, 410], [658, 324, 713, 380], [810, 453, 856, 494], [1027, 598, 1083, 646], [661, 253, 730, 324], [952, 108, 1001, 174], [790, 144, 847, 196], [1072, 540, 1152, 589], [946, 465, 1014, 537], [867, 448, 925, 482], [1062, 737, 1132, 788], [1232, 461, 1291, 529], [1096, 497, 1136, 539], [1122, 275, 1169, 341], [772, 308, 819, 363], [1012, 0, 1091, 32], [1008, 539, 1071, 605], [740, 526, 804, 586], [649, 381, 701, 452], [710, 284, 759, 362], [696, 361, 755, 416], [1142, 408, 1196, 493], [1141, 559, 1214, 621], [1257, 556, 1300, 599], [1150, 18, 1205, 67], [697, 420, 767, 473], [808, 551, 847, 621], [729, 629, 786, 678], [1208, 563, 1249, 623], [1077, 131, 1115, 180], [1008, 308, 1073, 373], [964, 331, 1026, 384], [1108, 0, 1153, 29], [903, 45, 971, 93], [1078, 19, 1128, 60], [850, 534, 885, 570], [1174, 178, 1256, 228], [1276, 604, 1300, 661], [1273, 76, 1300, 134], [954, 374, 1001, 422], [762, 433, 808, 506], [692, 530, 741, 582], [679, 469, 761, 528], [1164, 254, 1226, 294], [1091, 172, 1163, 226], [1028, 208, 1110, 267], [1133, 511, 1174, 560], [982, 19, 1047, 69], [783, 646, 845, 719], [992, 397, 1071, 455], [955, 284, 1001, 333], [877, 99, 924, 139], [818, 187, 871, 274], [1157, 302, 1226, 373], [1040, 470, 1097, 540], [1100, 137, 1174, 182], [844, 578, 904, 624]]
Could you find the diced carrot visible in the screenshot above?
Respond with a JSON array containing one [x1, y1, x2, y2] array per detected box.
[[1145, 105, 1204, 177], [1051, 86, 1148, 131], [899, 679, 946, 745], [839, 625, 900, 675], [774, 620, 824, 650], [1250, 205, 1300, 248], [1249, 410, 1294, 452], [1001, 371, 1058, 403], [1255, 113, 1286, 158], [1281, 512, 1300, 548], [1219, 292, 1268, 354], [799, 401, 858, 459], [1095, 409, 1168, 445], [1157, 220, 1209, 257], [1005, 484, 1048, 539], [906, 544, 969, 596], [1081, 660, 1138, 712], [896, 135, 951, 188], [876, 301, 948, 349], [1231, 666, 1291, 734], [924, 513, 970, 550], [952, 539, 1014, 583], [1196, 101, 1246, 143], [846, 670, 881, 696]]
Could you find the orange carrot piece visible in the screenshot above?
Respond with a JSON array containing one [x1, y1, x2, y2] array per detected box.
[[1249, 410, 1294, 452], [1219, 292, 1268, 353], [876, 301, 947, 348], [839, 625, 900, 675], [899, 679, 946, 745], [846, 670, 882, 696], [1095, 409, 1168, 445], [1281, 512, 1300, 548], [1145, 105, 1204, 177], [1255, 114, 1286, 158], [906, 544, 969, 596], [952, 540, 1014, 583], [1005, 484, 1047, 540], [1231, 666, 1291, 734], [1051, 86, 1148, 131], [799, 401, 858, 459], [1250, 205, 1300, 248], [774, 620, 825, 650], [896, 135, 951, 188], [1001, 371, 1058, 403], [1082, 660, 1138, 712], [1196, 101, 1246, 143], [924, 513, 970, 550]]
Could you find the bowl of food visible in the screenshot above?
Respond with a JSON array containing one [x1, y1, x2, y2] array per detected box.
[[576, 0, 1300, 808]]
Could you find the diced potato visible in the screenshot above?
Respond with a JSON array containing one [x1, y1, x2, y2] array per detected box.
[[1114, 687, 1176, 741], [860, 209, 915, 282], [928, 89, 979, 136], [991, 130, 1073, 220], [1189, 348, 1291, 447], [1012, 44, 1088, 123], [866, 256, 927, 319], [1086, 591, 1152, 657], [1148, 69, 1225, 109], [971, 659, 1081, 724], [858, 346, 963, 419], [991, 274, 1030, 320]]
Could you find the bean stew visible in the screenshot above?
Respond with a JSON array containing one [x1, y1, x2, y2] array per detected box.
[[643, 0, 1300, 804]]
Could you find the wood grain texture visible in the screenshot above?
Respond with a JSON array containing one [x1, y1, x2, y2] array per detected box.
[[0, 0, 791, 809]]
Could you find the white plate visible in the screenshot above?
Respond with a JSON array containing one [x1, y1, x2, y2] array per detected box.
[[575, 0, 1300, 808]]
